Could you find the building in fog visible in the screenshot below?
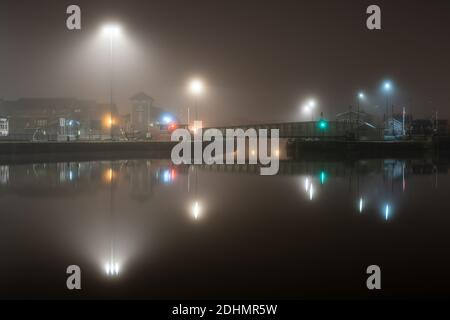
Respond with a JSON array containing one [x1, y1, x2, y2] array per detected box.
[[383, 113, 413, 136], [130, 92, 154, 132], [130, 92, 178, 134], [435, 120, 449, 135], [409, 119, 433, 136], [409, 119, 449, 136], [0, 118, 8, 136], [0, 98, 119, 140], [335, 109, 382, 140]]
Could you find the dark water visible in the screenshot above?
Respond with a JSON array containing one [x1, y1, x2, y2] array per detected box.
[[1, 156, 450, 299]]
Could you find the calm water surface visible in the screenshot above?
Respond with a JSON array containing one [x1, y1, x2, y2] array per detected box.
[[1, 156, 450, 299]]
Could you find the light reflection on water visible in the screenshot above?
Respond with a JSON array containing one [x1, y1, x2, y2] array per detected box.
[[0, 157, 450, 298]]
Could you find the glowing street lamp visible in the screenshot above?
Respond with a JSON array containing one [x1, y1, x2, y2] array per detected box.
[[356, 91, 365, 138], [307, 99, 316, 108], [162, 115, 173, 124], [303, 105, 313, 121], [188, 79, 205, 125], [357, 92, 365, 114], [101, 23, 122, 140], [382, 80, 393, 130], [103, 113, 117, 129], [302, 99, 317, 121], [189, 79, 204, 96]]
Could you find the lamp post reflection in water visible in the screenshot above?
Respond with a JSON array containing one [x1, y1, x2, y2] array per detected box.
[[356, 162, 364, 213], [189, 165, 202, 221], [104, 160, 122, 277], [434, 164, 438, 189], [192, 201, 201, 220], [302, 176, 314, 201], [403, 162, 406, 192], [309, 183, 314, 201], [105, 250, 120, 276], [382, 159, 395, 221]]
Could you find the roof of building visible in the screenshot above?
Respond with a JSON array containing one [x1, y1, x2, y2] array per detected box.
[[0, 98, 117, 118], [130, 92, 154, 102], [335, 110, 371, 119]]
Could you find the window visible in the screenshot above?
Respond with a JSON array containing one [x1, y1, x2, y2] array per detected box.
[[36, 119, 47, 127]]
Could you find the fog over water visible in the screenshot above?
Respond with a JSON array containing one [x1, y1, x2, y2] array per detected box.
[[1, 155, 450, 298]]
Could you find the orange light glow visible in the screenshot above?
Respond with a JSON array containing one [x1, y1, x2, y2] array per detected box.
[[171, 169, 177, 180], [103, 168, 115, 183], [103, 114, 117, 128]]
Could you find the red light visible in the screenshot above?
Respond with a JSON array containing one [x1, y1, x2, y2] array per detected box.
[[171, 169, 177, 180], [169, 123, 177, 131]]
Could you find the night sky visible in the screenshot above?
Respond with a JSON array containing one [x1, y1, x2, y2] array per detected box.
[[0, 0, 449, 125]]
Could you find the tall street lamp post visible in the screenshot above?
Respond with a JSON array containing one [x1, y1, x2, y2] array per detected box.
[[302, 99, 316, 137], [103, 24, 121, 140], [383, 81, 392, 133], [357, 92, 365, 139], [188, 79, 204, 131], [302, 99, 316, 121]]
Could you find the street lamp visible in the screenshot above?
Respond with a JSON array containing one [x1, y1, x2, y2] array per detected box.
[[302, 99, 316, 121], [102, 23, 122, 140], [383, 81, 392, 131], [189, 79, 204, 96], [357, 92, 365, 112], [188, 79, 204, 128], [103, 25, 121, 37], [356, 92, 365, 139], [308, 99, 316, 121], [303, 105, 311, 119]]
